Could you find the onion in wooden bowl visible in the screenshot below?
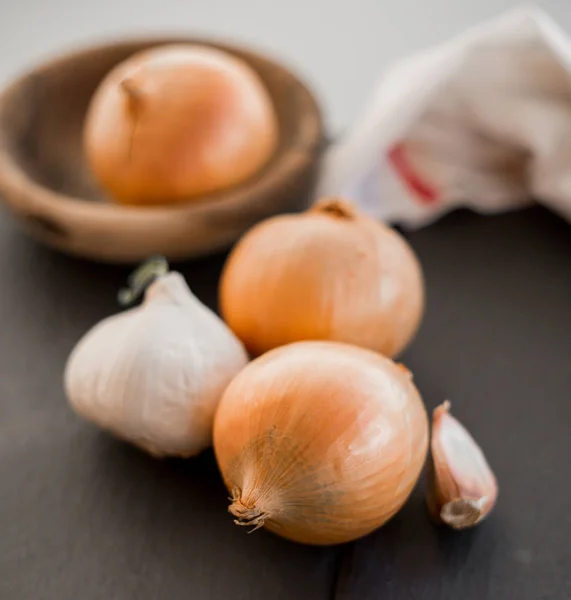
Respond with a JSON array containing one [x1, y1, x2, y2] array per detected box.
[[0, 38, 323, 263], [84, 44, 279, 206]]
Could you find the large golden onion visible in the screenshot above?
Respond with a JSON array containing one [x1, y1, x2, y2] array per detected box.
[[214, 341, 429, 545]]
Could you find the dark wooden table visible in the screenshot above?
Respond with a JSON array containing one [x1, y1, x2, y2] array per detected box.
[[0, 205, 569, 599]]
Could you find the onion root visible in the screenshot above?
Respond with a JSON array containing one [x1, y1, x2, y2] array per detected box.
[[229, 490, 269, 532]]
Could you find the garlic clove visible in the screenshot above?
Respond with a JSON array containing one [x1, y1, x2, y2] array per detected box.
[[427, 401, 498, 529], [64, 258, 248, 458]]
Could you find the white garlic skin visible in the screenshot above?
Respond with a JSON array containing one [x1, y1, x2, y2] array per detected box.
[[64, 272, 248, 457]]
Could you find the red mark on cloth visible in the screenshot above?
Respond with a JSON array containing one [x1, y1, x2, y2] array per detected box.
[[388, 143, 439, 205]]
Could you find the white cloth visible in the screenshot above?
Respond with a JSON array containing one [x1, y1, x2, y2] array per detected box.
[[316, 6, 571, 228]]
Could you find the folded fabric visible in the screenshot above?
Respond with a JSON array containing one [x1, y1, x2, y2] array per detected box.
[[316, 6, 571, 228]]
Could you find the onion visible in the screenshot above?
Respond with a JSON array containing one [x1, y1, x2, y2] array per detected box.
[[84, 44, 278, 205], [220, 198, 424, 357], [213, 341, 429, 545]]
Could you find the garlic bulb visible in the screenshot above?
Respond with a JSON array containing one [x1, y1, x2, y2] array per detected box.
[[64, 258, 248, 457], [214, 341, 429, 545]]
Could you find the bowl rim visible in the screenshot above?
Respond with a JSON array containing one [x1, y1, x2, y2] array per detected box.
[[0, 35, 324, 225]]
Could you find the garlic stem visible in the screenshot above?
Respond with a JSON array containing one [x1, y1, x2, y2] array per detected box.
[[118, 255, 170, 307]]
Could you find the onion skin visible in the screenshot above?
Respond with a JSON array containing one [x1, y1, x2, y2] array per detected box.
[[220, 198, 424, 358], [84, 44, 278, 205], [213, 341, 429, 545]]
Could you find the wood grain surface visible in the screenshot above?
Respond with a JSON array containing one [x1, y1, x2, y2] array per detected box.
[[0, 205, 569, 599]]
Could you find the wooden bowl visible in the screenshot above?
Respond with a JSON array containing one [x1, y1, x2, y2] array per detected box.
[[0, 38, 324, 263]]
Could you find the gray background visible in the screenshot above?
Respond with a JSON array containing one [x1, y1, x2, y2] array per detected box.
[[1, 0, 571, 136]]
